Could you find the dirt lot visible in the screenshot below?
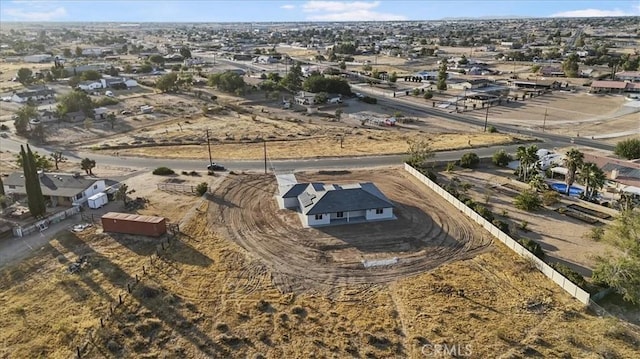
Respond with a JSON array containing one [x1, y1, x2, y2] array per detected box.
[[207, 169, 493, 294], [1, 169, 639, 358]]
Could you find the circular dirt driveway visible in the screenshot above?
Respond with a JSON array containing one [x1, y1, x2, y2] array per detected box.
[[208, 169, 493, 293]]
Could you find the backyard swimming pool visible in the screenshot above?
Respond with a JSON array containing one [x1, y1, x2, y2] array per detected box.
[[550, 183, 583, 196]]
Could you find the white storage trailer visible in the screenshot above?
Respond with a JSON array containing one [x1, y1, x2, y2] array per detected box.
[[87, 192, 108, 209]]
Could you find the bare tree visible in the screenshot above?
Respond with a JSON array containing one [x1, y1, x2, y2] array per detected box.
[[50, 151, 67, 170]]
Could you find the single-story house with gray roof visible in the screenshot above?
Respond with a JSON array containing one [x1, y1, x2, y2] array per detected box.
[[279, 180, 395, 227], [3, 171, 106, 207]]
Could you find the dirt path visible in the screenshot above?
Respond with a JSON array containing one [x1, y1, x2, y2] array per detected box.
[[207, 170, 493, 294]]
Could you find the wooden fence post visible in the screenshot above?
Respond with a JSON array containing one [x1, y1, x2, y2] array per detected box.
[[77, 346, 81, 358], [119, 294, 123, 305], [100, 318, 104, 327], [142, 266, 146, 275], [127, 283, 131, 293]]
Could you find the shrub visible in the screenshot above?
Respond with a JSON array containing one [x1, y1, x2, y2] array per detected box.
[[551, 262, 587, 289], [492, 149, 512, 167], [195, 182, 208, 196], [0, 124, 9, 131], [460, 152, 480, 168], [519, 220, 529, 232], [474, 205, 494, 222], [514, 190, 542, 211], [584, 226, 605, 241], [518, 238, 545, 259], [487, 125, 497, 133], [492, 219, 510, 234], [361, 96, 377, 104], [93, 97, 119, 107], [542, 190, 559, 206], [614, 138, 640, 160], [445, 161, 456, 172], [152, 166, 175, 175]]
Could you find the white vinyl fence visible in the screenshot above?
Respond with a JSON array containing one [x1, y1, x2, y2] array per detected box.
[[12, 206, 80, 238], [405, 164, 591, 305]]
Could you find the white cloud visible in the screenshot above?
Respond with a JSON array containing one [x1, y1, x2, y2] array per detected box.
[[550, 8, 630, 17], [281, 4, 296, 10], [3, 3, 67, 21], [301, 1, 406, 21]]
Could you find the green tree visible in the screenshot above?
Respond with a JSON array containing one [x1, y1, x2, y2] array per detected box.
[[56, 90, 94, 118], [562, 53, 580, 78], [50, 151, 67, 170], [492, 149, 512, 167], [389, 71, 398, 83], [156, 72, 179, 93], [62, 48, 72, 58], [149, 54, 165, 65], [17, 68, 33, 85], [516, 145, 539, 182], [303, 74, 351, 95], [531, 64, 541, 73], [139, 63, 153, 73], [16, 150, 52, 171], [614, 138, 640, 160], [180, 46, 192, 59], [514, 189, 542, 211], [592, 210, 640, 304], [406, 139, 435, 168], [528, 174, 548, 192], [208, 71, 246, 93], [14, 104, 37, 136], [20, 145, 46, 218], [579, 162, 606, 200], [459, 152, 479, 168], [106, 113, 117, 129], [75, 46, 83, 57], [81, 158, 96, 175], [30, 124, 46, 143], [81, 70, 101, 81], [563, 148, 584, 195], [437, 61, 448, 91], [279, 62, 303, 92], [196, 182, 208, 196]]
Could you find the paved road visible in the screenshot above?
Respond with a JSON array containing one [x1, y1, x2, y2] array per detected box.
[[1, 135, 532, 172]]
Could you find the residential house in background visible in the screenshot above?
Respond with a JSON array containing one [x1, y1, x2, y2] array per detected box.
[[615, 71, 640, 82], [11, 88, 55, 103], [3, 172, 106, 207]]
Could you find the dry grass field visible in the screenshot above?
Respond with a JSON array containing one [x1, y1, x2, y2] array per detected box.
[[1, 170, 639, 358]]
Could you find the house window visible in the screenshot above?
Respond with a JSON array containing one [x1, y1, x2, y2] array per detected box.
[[93, 185, 98, 189], [336, 212, 344, 218], [9, 185, 15, 189], [76, 193, 83, 200], [375, 208, 384, 214], [315, 214, 323, 220]]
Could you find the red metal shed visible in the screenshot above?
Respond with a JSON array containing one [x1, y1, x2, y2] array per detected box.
[[101, 212, 167, 237]]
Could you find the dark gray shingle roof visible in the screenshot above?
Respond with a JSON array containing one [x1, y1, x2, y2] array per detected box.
[[4, 172, 98, 197], [303, 185, 393, 215]]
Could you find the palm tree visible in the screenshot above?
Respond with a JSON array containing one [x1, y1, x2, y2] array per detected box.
[[564, 148, 584, 195], [516, 145, 539, 181], [579, 162, 606, 199]]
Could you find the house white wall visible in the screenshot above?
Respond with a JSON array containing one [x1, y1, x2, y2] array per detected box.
[[365, 207, 393, 220], [282, 197, 299, 209], [306, 213, 330, 226], [73, 180, 106, 206]]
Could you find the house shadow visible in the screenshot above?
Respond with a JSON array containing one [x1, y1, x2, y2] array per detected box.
[[314, 201, 462, 254], [108, 233, 213, 267], [55, 231, 226, 357]]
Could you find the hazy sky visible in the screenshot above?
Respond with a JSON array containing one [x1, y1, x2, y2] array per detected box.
[[1, 0, 639, 22]]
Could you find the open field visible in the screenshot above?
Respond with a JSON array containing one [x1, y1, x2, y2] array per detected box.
[[1, 169, 639, 358], [208, 170, 493, 293]]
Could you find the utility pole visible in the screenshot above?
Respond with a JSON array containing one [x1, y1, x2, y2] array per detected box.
[[263, 140, 267, 174], [206, 129, 213, 166], [483, 104, 490, 132], [542, 108, 548, 133]]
